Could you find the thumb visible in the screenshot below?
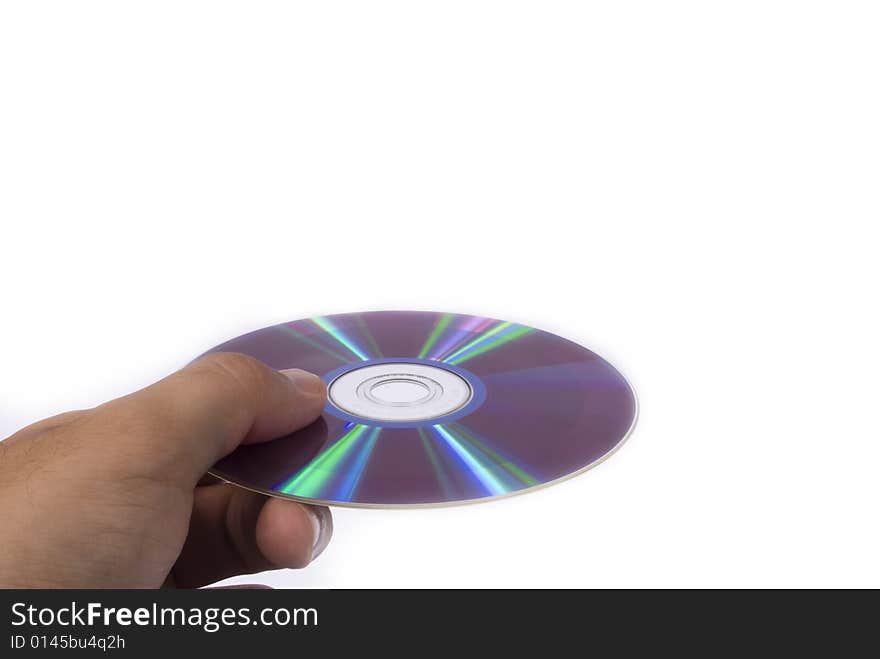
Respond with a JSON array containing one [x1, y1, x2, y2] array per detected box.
[[94, 352, 326, 485]]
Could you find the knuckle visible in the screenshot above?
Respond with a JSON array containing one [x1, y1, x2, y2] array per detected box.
[[191, 352, 272, 410], [196, 352, 267, 388], [90, 402, 171, 445]]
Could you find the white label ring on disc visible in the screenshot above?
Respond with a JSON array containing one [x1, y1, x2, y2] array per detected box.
[[328, 362, 473, 422]]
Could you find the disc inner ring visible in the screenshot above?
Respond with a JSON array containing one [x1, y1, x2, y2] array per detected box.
[[328, 362, 473, 423], [360, 375, 438, 407]]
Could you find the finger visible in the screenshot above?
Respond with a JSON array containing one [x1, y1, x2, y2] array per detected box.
[[92, 352, 326, 484], [171, 484, 332, 588], [258, 497, 333, 567]]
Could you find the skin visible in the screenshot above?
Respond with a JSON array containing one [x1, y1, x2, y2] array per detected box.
[[0, 352, 332, 588]]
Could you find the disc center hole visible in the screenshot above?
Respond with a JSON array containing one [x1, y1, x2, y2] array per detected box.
[[369, 378, 431, 405]]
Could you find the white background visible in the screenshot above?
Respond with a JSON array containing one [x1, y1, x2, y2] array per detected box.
[[1, 2, 878, 588]]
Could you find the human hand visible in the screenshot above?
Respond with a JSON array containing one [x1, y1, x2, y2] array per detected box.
[[0, 353, 332, 588]]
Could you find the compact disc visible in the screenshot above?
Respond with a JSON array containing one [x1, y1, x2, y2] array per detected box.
[[205, 311, 637, 507]]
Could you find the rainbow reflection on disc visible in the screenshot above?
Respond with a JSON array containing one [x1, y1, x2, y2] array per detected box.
[[206, 311, 637, 508]]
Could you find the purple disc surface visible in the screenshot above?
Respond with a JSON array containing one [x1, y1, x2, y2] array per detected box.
[[206, 311, 637, 507]]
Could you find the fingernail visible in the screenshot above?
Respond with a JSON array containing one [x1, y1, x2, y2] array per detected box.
[[304, 506, 333, 561], [280, 369, 326, 398]]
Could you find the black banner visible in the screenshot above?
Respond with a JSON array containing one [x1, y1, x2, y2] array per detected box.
[[0, 589, 872, 655]]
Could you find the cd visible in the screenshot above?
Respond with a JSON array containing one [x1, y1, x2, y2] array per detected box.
[[205, 311, 637, 507]]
